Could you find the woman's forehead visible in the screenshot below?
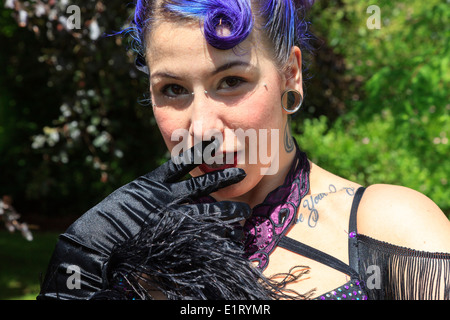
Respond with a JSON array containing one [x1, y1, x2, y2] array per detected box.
[[146, 21, 208, 56], [145, 20, 262, 72]]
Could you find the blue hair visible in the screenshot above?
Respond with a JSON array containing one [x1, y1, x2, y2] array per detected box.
[[128, 0, 314, 71]]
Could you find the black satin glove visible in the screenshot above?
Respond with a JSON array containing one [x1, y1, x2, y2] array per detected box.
[[37, 140, 250, 300]]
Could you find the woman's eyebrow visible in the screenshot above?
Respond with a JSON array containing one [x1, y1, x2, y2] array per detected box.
[[150, 61, 253, 80], [211, 61, 253, 75], [150, 71, 182, 80]]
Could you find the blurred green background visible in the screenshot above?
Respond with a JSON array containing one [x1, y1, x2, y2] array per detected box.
[[0, 0, 448, 300]]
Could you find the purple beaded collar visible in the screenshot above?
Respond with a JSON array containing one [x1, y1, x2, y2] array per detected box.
[[242, 146, 310, 270]]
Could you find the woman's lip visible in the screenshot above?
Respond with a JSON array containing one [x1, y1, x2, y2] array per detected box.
[[198, 152, 238, 173]]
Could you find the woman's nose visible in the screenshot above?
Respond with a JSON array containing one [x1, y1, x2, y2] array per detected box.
[[188, 91, 225, 143]]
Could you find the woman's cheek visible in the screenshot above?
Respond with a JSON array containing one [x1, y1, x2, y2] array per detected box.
[[243, 89, 281, 126], [154, 110, 181, 150]]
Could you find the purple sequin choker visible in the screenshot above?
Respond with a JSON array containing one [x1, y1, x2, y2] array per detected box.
[[243, 146, 310, 270]]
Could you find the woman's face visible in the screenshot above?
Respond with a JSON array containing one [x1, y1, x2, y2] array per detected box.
[[146, 20, 302, 202]]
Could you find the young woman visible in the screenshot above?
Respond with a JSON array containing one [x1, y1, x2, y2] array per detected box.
[[133, 0, 450, 299], [38, 0, 450, 300]]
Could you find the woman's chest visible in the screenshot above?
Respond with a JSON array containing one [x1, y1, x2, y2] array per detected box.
[[259, 191, 357, 298], [262, 245, 351, 298]]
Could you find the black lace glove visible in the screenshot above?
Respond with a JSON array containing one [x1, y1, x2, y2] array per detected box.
[[37, 140, 251, 300]]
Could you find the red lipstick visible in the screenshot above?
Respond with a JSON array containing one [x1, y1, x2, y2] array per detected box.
[[198, 152, 238, 173]]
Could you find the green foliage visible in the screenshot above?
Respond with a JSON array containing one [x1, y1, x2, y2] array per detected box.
[[0, 2, 166, 216], [0, 230, 59, 300], [1, 0, 448, 217], [295, 0, 450, 214]]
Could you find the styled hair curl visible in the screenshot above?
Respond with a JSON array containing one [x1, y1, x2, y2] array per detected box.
[[127, 0, 315, 72]]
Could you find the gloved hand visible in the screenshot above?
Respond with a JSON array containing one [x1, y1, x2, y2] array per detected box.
[[37, 140, 251, 300]]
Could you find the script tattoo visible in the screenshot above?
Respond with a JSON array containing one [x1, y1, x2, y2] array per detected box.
[[296, 184, 355, 228]]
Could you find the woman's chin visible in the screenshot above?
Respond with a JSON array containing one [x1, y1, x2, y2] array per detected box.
[[209, 182, 248, 201]]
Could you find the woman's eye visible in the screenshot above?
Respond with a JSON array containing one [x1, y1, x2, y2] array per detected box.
[[162, 84, 189, 97], [219, 77, 245, 90]]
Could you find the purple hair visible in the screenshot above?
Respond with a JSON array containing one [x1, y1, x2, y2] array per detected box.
[[129, 0, 315, 71], [164, 0, 254, 50]]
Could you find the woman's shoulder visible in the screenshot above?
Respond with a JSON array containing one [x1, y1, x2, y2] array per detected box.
[[307, 162, 450, 253], [357, 184, 450, 253]]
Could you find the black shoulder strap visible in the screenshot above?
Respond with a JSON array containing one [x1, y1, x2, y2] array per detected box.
[[278, 186, 367, 279], [348, 187, 366, 274], [278, 236, 359, 278]]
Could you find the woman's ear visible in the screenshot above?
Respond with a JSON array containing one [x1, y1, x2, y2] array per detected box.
[[283, 46, 303, 96]]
